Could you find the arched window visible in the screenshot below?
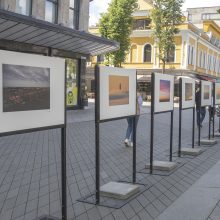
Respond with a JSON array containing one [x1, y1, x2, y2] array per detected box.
[[130, 45, 137, 63], [143, 44, 152, 62], [167, 46, 175, 63]]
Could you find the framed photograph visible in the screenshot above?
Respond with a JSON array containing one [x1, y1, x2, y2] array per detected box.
[[154, 73, 174, 113], [215, 83, 220, 105], [0, 50, 65, 134], [201, 80, 212, 107], [99, 66, 136, 121], [181, 78, 195, 109]]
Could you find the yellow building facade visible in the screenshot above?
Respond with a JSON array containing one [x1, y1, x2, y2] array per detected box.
[[88, 0, 220, 97]]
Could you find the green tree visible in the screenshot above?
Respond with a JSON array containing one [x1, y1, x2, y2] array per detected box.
[[217, 9, 220, 14], [151, 0, 184, 73], [99, 0, 138, 67]]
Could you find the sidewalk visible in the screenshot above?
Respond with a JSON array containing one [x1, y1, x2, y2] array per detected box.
[[0, 101, 220, 220], [156, 161, 220, 220]]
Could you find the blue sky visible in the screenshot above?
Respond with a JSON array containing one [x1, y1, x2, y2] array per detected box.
[[89, 0, 220, 26]]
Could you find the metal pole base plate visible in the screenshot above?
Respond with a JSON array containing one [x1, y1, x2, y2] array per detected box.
[[100, 182, 140, 200], [181, 148, 202, 156], [145, 161, 177, 171], [200, 139, 217, 145]]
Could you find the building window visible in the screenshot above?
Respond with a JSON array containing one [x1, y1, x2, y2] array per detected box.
[[202, 13, 220, 20], [167, 46, 175, 63], [45, 0, 58, 24], [188, 45, 191, 65], [143, 44, 152, 62], [133, 19, 151, 30], [191, 46, 194, 65], [16, 0, 32, 16], [66, 59, 78, 107], [69, 0, 80, 29], [203, 52, 206, 69]]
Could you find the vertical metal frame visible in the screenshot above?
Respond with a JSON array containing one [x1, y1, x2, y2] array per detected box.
[[61, 61, 67, 220], [198, 81, 201, 146], [212, 83, 215, 138], [178, 78, 182, 157], [150, 73, 155, 174], [95, 65, 100, 204], [150, 72, 174, 173], [178, 78, 195, 156]]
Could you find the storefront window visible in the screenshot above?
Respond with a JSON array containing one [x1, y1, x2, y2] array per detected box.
[[16, 0, 32, 16], [66, 59, 78, 107], [45, 0, 58, 24]]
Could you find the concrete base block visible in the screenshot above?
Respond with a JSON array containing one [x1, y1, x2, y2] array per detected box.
[[100, 182, 140, 200], [181, 148, 202, 156], [214, 133, 220, 137], [200, 139, 217, 145], [145, 161, 177, 171]]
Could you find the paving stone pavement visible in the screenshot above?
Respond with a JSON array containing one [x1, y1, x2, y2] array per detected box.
[[0, 103, 220, 220]]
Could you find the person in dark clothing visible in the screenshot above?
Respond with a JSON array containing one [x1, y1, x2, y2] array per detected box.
[[195, 87, 206, 127]]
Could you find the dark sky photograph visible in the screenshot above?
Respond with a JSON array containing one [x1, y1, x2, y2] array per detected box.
[[3, 64, 50, 88]]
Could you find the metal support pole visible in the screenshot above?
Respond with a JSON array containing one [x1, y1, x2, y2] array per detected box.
[[150, 73, 155, 174], [198, 107, 201, 146], [95, 122, 100, 204], [212, 83, 215, 138], [198, 82, 201, 146], [95, 65, 100, 204], [192, 107, 195, 148], [170, 111, 174, 162], [132, 116, 136, 183], [208, 108, 211, 140], [178, 78, 182, 157], [61, 60, 67, 220], [61, 127, 67, 220]]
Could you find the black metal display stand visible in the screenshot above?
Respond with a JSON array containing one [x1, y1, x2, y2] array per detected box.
[[0, 62, 67, 220], [178, 78, 195, 157], [95, 65, 138, 204], [149, 72, 174, 174]]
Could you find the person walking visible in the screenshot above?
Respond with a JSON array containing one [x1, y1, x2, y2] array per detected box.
[[124, 93, 143, 147], [195, 86, 206, 127]]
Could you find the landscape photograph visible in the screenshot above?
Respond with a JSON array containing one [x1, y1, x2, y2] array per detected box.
[[3, 64, 50, 112], [159, 79, 170, 102], [185, 83, 193, 101], [109, 75, 129, 106], [203, 85, 210, 100]]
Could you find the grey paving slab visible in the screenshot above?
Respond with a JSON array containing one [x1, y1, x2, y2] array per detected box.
[[156, 161, 220, 220], [0, 104, 220, 220]]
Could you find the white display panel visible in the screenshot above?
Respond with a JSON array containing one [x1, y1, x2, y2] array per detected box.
[[215, 83, 220, 105], [0, 50, 65, 134], [201, 80, 212, 107], [181, 78, 195, 109], [154, 73, 174, 113], [99, 66, 136, 121]]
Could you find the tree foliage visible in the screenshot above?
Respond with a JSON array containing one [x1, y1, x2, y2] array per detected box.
[[99, 0, 138, 67], [151, 0, 184, 73], [217, 9, 220, 14]]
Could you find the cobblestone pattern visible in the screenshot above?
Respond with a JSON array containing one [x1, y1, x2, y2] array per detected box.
[[0, 106, 219, 220]]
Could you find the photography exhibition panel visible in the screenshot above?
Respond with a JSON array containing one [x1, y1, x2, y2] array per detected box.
[[0, 49, 65, 134], [181, 78, 195, 109], [201, 80, 212, 107], [99, 66, 137, 121], [154, 73, 174, 113], [215, 82, 220, 105]]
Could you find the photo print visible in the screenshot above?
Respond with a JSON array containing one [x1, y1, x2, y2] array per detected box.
[[109, 75, 129, 106], [3, 64, 50, 112], [203, 85, 210, 100], [185, 83, 193, 101], [159, 80, 170, 102]]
